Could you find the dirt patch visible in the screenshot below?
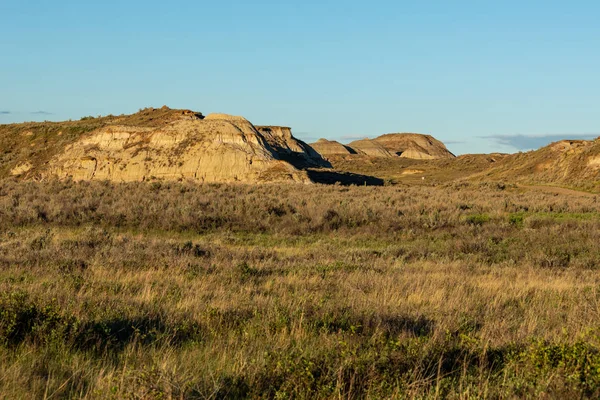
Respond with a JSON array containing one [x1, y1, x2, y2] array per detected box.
[[401, 169, 425, 175]]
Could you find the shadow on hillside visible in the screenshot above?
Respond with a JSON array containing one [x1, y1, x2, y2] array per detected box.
[[307, 169, 384, 186], [343, 145, 358, 154], [277, 153, 333, 170]]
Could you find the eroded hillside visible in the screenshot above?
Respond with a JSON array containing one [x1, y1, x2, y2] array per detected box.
[[310, 139, 356, 156], [2, 107, 328, 184], [3, 108, 598, 190], [312, 133, 455, 160], [372, 133, 455, 159]]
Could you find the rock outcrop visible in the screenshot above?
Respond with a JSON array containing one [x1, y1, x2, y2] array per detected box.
[[310, 139, 356, 156], [331, 133, 454, 160], [373, 133, 455, 159], [255, 126, 330, 168], [44, 112, 313, 184], [0, 107, 456, 185], [347, 138, 394, 157]]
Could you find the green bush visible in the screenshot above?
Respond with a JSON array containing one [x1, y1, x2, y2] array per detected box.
[[465, 213, 490, 225], [0, 290, 75, 346], [509, 212, 525, 227]]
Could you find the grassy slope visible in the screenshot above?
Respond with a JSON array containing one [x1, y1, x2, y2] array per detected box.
[[1, 181, 600, 398], [470, 140, 600, 192], [323, 153, 506, 185], [0, 107, 202, 179]]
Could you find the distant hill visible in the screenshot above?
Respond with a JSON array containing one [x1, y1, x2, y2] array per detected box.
[[311, 133, 455, 160], [471, 138, 600, 190], [371, 133, 455, 159], [310, 139, 356, 156], [347, 138, 393, 157]]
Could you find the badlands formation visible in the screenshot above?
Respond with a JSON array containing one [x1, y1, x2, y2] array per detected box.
[[346, 138, 394, 158], [1, 106, 598, 189], [2, 107, 454, 185], [310, 139, 356, 156], [4, 108, 329, 184], [47, 113, 319, 183], [370, 133, 455, 159], [255, 126, 330, 168], [311, 133, 455, 160]]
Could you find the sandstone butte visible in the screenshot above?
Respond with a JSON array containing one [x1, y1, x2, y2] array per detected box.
[[6, 108, 330, 184], [310, 139, 357, 156], [311, 134, 455, 160], [371, 133, 456, 160], [255, 126, 330, 169], [346, 138, 394, 158]]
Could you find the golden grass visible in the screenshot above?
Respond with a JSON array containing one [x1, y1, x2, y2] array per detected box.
[[1, 180, 600, 398]]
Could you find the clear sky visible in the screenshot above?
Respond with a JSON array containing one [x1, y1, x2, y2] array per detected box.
[[1, 1, 599, 154]]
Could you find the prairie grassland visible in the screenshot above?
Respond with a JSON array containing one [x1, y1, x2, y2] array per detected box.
[[1, 180, 600, 398]]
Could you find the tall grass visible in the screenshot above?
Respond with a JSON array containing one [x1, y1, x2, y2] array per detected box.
[[1, 180, 600, 398]]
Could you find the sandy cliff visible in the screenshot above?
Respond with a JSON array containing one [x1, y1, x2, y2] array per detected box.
[[255, 126, 330, 168], [6, 109, 318, 184]]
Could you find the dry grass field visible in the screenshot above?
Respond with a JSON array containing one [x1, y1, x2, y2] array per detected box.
[[320, 154, 507, 186], [1, 180, 600, 398]]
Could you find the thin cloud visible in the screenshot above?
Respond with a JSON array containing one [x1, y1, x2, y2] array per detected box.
[[0, 111, 10, 115], [31, 111, 53, 115], [481, 133, 599, 151], [444, 140, 465, 145], [291, 132, 319, 143], [340, 135, 369, 141], [302, 137, 319, 143], [296, 136, 319, 143], [294, 132, 338, 143]]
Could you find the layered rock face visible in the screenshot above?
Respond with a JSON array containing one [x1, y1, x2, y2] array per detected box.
[[372, 133, 455, 159], [310, 139, 356, 156], [255, 126, 330, 168], [347, 138, 393, 157], [312, 133, 455, 160], [2, 107, 457, 184], [46, 113, 313, 184]]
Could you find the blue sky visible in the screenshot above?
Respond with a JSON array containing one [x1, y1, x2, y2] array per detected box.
[[1, 1, 599, 154]]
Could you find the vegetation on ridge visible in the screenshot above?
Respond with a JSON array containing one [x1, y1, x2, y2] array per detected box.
[[0, 107, 203, 179]]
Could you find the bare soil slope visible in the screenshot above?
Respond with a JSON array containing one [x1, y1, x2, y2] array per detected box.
[[2, 107, 323, 184], [255, 126, 330, 168], [309, 139, 356, 157], [373, 133, 455, 159], [343, 133, 454, 160], [347, 138, 393, 157]]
